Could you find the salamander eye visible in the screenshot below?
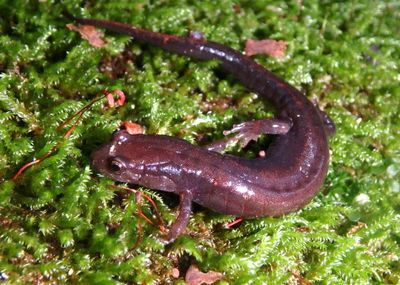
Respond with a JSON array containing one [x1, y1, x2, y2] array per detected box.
[[108, 158, 125, 172]]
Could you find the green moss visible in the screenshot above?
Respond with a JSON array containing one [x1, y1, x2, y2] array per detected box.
[[0, 0, 399, 284]]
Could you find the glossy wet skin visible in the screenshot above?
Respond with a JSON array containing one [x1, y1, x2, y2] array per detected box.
[[78, 18, 335, 241]]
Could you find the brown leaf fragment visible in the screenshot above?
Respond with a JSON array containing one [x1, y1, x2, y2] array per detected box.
[[172, 268, 180, 278], [66, 23, 106, 47], [121, 121, 145, 135], [185, 265, 223, 285], [245, 38, 288, 58]]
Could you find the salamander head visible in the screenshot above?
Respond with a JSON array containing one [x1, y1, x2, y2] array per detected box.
[[91, 130, 179, 192], [91, 130, 145, 183]]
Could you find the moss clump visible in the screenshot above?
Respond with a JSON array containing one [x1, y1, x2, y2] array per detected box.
[[1, 1, 399, 284]]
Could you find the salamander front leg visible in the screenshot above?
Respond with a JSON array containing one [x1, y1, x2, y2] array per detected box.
[[206, 118, 292, 152], [166, 191, 193, 242]]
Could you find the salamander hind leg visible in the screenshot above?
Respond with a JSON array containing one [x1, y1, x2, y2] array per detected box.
[[206, 118, 292, 152], [166, 191, 193, 242]]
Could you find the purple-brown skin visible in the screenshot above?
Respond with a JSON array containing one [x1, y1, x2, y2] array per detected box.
[[76, 18, 335, 242]]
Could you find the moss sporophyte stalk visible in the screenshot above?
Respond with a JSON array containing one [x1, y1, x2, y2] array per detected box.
[[0, 1, 399, 284]]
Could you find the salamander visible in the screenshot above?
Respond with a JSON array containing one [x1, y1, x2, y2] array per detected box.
[[76, 18, 335, 241]]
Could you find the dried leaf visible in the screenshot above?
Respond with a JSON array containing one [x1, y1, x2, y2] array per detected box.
[[172, 268, 180, 278], [245, 38, 288, 58], [185, 265, 223, 285], [66, 23, 106, 47], [121, 121, 145, 135]]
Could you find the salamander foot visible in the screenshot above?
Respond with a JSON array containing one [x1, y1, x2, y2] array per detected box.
[[206, 118, 292, 152]]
